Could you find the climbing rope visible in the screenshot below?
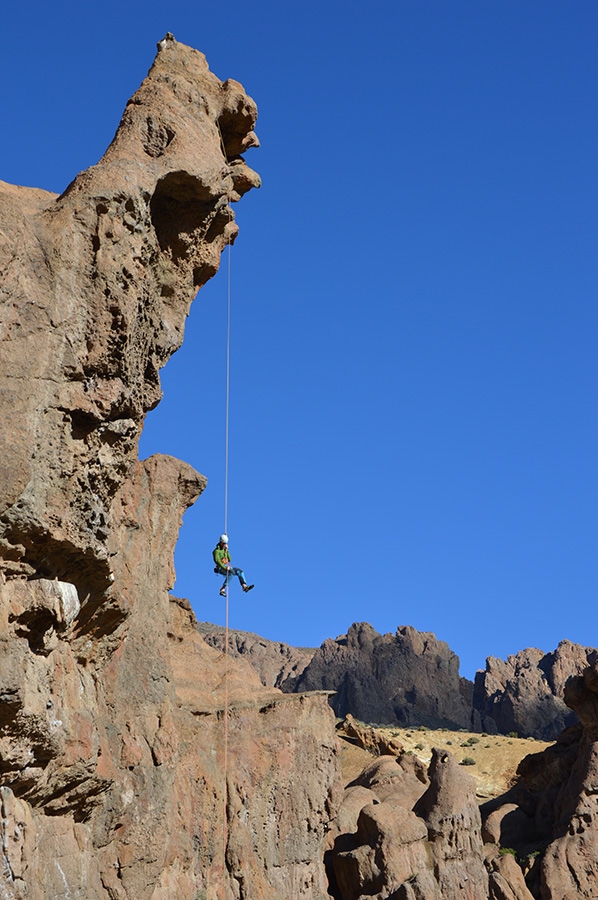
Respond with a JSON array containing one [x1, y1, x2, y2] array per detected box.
[[219, 123, 233, 897]]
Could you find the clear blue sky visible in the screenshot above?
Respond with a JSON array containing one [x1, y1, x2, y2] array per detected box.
[[2, 2, 596, 679]]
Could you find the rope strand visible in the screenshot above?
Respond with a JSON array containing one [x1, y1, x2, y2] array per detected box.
[[219, 126, 233, 898]]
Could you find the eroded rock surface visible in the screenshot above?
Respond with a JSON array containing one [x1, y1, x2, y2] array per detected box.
[[0, 35, 338, 900], [473, 641, 595, 740], [475, 660, 598, 899], [197, 622, 315, 689], [329, 747, 492, 900], [294, 622, 473, 729]]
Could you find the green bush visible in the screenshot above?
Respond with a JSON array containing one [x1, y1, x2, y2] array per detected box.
[[460, 757, 476, 766], [415, 743, 424, 750], [499, 847, 517, 858], [507, 731, 518, 738], [418, 725, 428, 732]]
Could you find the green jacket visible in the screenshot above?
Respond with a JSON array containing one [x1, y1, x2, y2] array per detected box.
[[213, 544, 231, 569]]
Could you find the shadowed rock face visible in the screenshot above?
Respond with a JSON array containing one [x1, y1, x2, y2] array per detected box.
[[473, 641, 596, 740], [473, 660, 598, 900], [293, 622, 473, 730], [0, 36, 339, 900]]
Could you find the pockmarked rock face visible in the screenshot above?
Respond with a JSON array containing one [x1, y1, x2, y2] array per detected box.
[[473, 641, 596, 740], [0, 30, 260, 610], [0, 36, 339, 900]]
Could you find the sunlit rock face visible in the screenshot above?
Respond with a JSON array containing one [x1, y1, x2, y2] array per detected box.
[[0, 36, 339, 900]]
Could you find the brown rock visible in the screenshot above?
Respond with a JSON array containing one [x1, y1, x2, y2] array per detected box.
[[413, 748, 489, 899], [0, 36, 340, 900], [486, 850, 536, 900], [197, 622, 315, 689], [295, 622, 473, 729], [477, 660, 598, 900], [0, 31, 259, 607], [333, 801, 430, 900], [337, 714, 404, 757], [473, 641, 597, 740]]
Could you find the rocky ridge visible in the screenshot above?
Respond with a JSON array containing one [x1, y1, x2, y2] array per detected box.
[[207, 622, 595, 741], [0, 36, 338, 899], [474, 640, 598, 740], [197, 621, 314, 689]]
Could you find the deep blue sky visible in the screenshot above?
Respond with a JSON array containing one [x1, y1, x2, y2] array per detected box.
[[3, 2, 596, 678]]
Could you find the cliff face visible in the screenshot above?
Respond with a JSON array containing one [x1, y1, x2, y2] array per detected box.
[[0, 36, 338, 900], [293, 622, 473, 730], [473, 641, 596, 740]]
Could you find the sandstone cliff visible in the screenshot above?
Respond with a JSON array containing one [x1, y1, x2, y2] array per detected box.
[[0, 35, 338, 899]]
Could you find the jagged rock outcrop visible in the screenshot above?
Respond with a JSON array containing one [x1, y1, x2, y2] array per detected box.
[[476, 659, 598, 899], [329, 748, 494, 900], [294, 622, 473, 729], [197, 622, 315, 689], [0, 35, 339, 899], [336, 715, 404, 757], [473, 641, 596, 740]]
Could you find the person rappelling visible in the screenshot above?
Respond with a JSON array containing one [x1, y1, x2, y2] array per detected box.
[[213, 534, 254, 596]]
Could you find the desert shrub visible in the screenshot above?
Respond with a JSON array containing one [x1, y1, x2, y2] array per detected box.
[[507, 731, 518, 738], [415, 742, 424, 750], [467, 737, 479, 745], [460, 757, 476, 766], [499, 847, 517, 858], [446, 740, 452, 745], [418, 725, 427, 732]]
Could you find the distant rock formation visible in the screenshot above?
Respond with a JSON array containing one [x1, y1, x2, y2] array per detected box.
[[197, 622, 314, 689], [478, 658, 598, 899], [0, 35, 338, 899], [473, 640, 597, 739], [211, 622, 596, 742], [293, 622, 474, 729]]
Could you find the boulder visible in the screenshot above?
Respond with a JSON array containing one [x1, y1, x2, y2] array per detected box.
[[337, 714, 404, 757]]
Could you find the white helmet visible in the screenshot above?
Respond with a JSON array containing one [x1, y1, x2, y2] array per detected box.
[[219, 534, 228, 544]]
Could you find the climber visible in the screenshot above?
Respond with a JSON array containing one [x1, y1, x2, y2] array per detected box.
[[213, 534, 254, 596]]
